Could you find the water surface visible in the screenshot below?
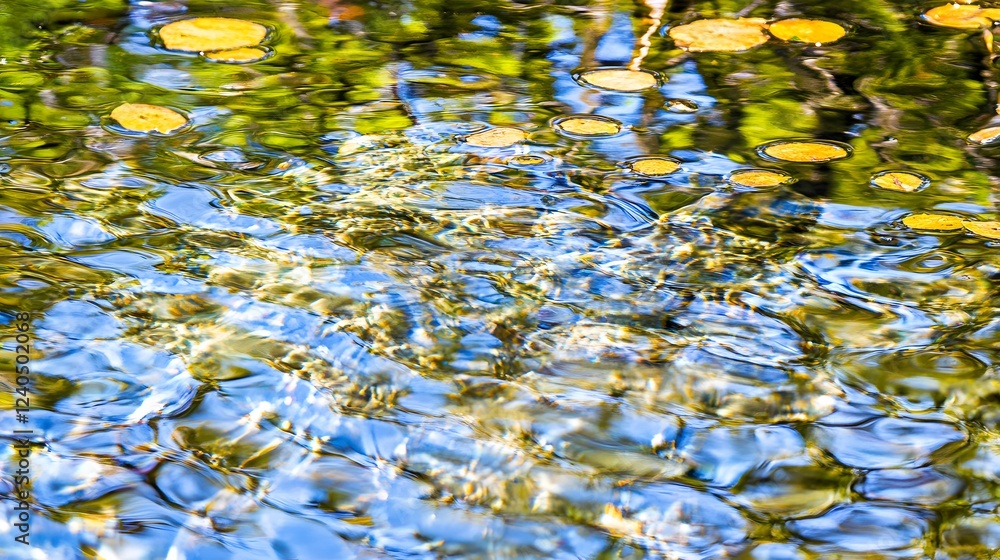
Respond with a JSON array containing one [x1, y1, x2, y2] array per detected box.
[[1, 0, 999, 558]]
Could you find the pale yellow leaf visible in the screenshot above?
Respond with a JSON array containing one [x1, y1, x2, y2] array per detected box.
[[967, 125, 1000, 145], [110, 103, 187, 134], [628, 157, 680, 176], [870, 171, 929, 192], [759, 141, 851, 163], [963, 220, 1000, 239], [463, 127, 528, 148], [728, 168, 794, 187], [577, 69, 659, 92], [668, 18, 770, 52], [204, 47, 269, 63], [902, 213, 964, 231], [160, 18, 267, 52], [553, 116, 622, 137]]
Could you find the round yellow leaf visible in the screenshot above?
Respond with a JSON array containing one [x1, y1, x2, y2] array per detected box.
[[552, 116, 623, 138], [871, 171, 930, 192], [728, 168, 794, 188], [967, 125, 1000, 145], [758, 140, 851, 163], [463, 127, 528, 148], [159, 18, 267, 52], [769, 18, 846, 44], [902, 213, 964, 231], [922, 4, 1000, 30], [110, 103, 187, 134], [668, 18, 770, 52], [204, 47, 269, 63], [627, 157, 681, 176], [508, 155, 546, 165], [576, 68, 660, 92], [962, 220, 1000, 239]]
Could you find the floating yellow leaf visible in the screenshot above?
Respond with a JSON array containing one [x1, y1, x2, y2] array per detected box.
[[204, 47, 269, 63], [922, 4, 1000, 30], [628, 157, 680, 176], [967, 125, 1000, 145], [758, 140, 851, 163], [508, 155, 546, 165], [728, 168, 794, 188], [552, 116, 622, 137], [577, 68, 659, 92], [902, 213, 964, 231], [962, 220, 1000, 239], [109, 103, 187, 134], [668, 18, 770, 52], [159, 18, 267, 52], [463, 127, 528, 148], [769, 18, 846, 44], [870, 171, 930, 192]]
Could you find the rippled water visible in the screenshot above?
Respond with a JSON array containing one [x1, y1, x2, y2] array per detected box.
[[1, 0, 999, 558]]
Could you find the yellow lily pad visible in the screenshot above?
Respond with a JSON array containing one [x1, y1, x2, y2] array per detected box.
[[668, 18, 770, 52], [552, 115, 623, 138], [109, 103, 187, 134], [204, 47, 269, 63], [962, 220, 1000, 239], [159, 18, 267, 53], [758, 140, 851, 163], [870, 171, 930, 192], [902, 213, 964, 231], [727, 168, 794, 188], [508, 155, 546, 165], [463, 127, 528, 148], [967, 125, 1000, 145], [627, 157, 681, 176], [576, 68, 660, 92], [922, 4, 1000, 30], [769, 18, 846, 44]]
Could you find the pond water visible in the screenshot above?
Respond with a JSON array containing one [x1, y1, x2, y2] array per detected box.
[[0, 0, 999, 558]]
